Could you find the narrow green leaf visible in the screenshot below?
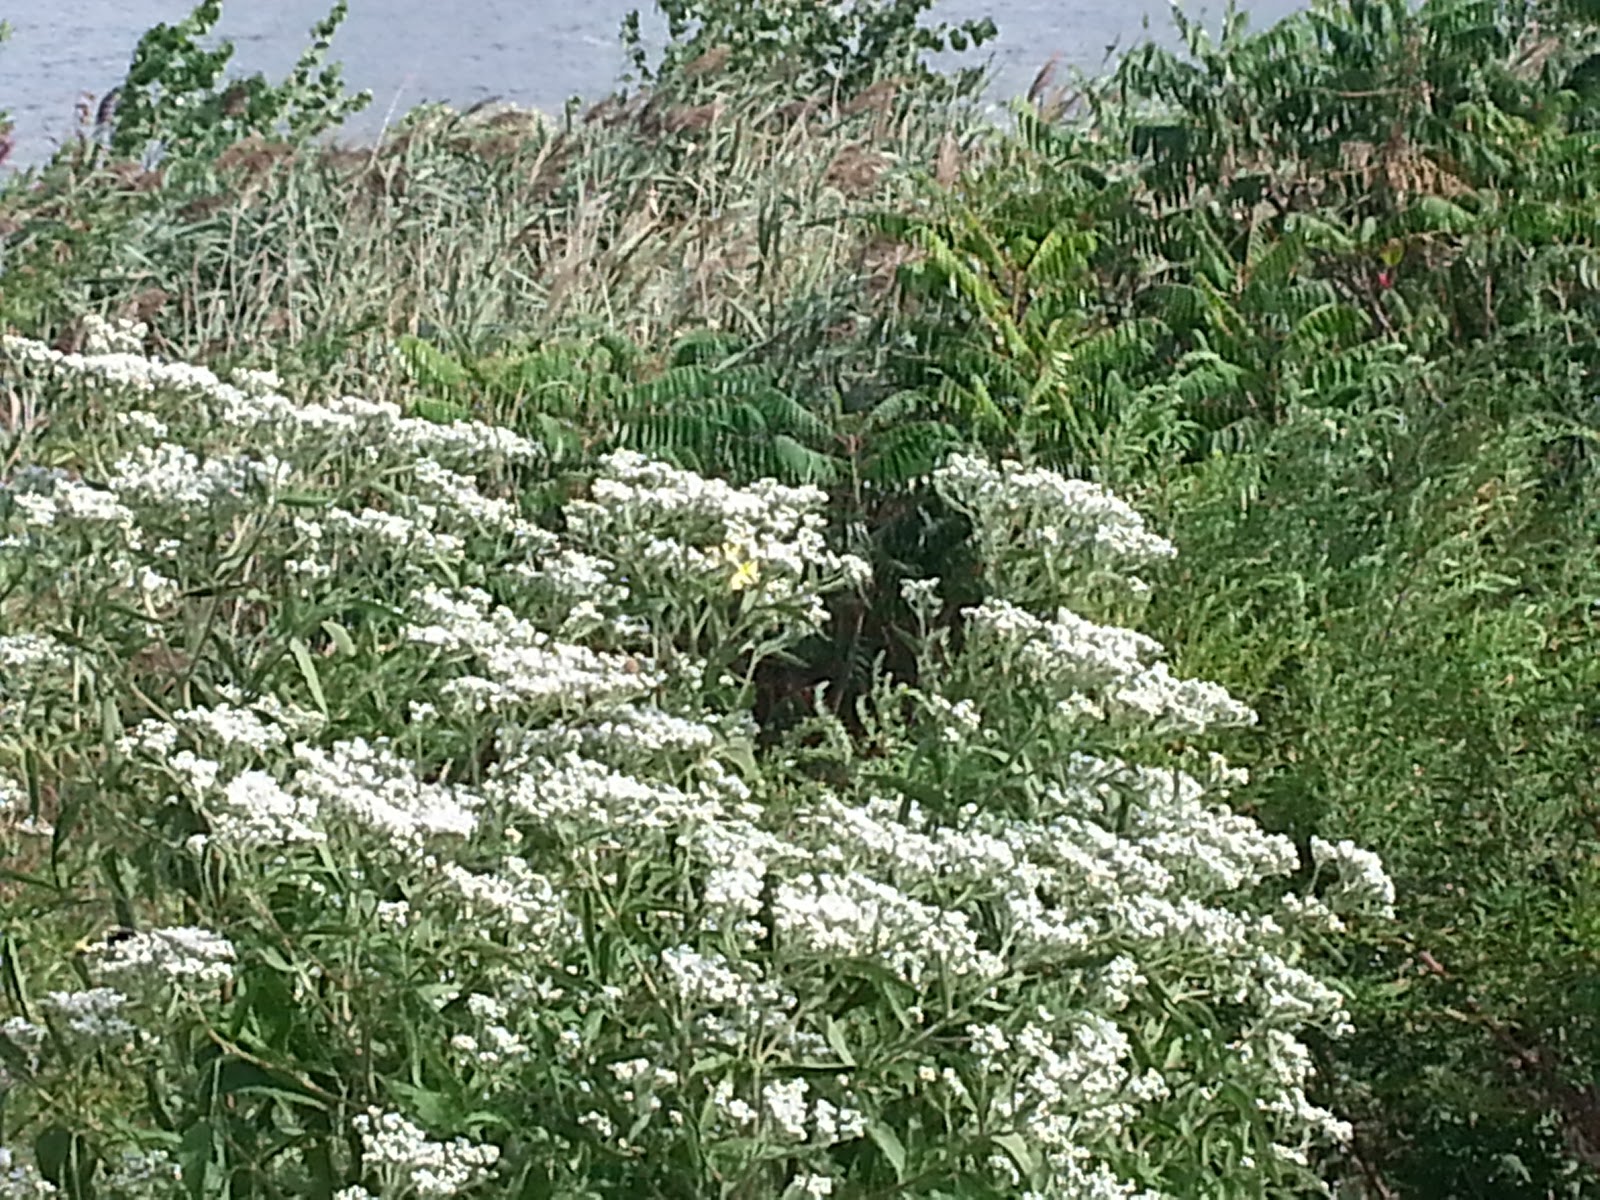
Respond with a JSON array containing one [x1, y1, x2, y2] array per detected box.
[[824, 1016, 857, 1068], [867, 1120, 908, 1181], [320, 619, 357, 658], [289, 636, 329, 717], [994, 1130, 1037, 1182], [178, 1119, 213, 1200]]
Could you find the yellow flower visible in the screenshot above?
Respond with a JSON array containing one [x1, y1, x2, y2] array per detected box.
[[721, 542, 761, 593]]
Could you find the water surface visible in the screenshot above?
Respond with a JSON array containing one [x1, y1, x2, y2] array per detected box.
[[1, 1, 1305, 166]]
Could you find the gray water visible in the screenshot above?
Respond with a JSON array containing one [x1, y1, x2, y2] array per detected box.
[[0, 1, 1306, 167]]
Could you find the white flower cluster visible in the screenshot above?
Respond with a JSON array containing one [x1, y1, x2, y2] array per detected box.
[[411, 459, 526, 532], [964, 599, 1256, 734], [970, 1015, 1137, 1150], [920, 691, 983, 742], [933, 454, 1177, 567], [754, 1077, 866, 1145], [449, 993, 530, 1069], [0, 634, 72, 749], [108, 442, 289, 509], [0, 634, 71, 684], [608, 1056, 681, 1116], [528, 705, 723, 757], [292, 739, 479, 849], [436, 856, 575, 947], [773, 870, 1005, 984], [1094, 955, 1147, 1012], [120, 708, 480, 854], [352, 1109, 500, 1198], [1, 313, 1396, 1198], [81, 315, 148, 356], [96, 1149, 182, 1199], [783, 1173, 836, 1198], [1311, 836, 1397, 918], [89, 926, 237, 992], [485, 750, 721, 832], [196, 769, 327, 850], [691, 817, 792, 934], [0, 1018, 44, 1077], [1235, 1028, 1355, 1148], [562, 449, 869, 620], [5, 474, 136, 533], [323, 505, 465, 560], [658, 946, 810, 1053], [1021, 1160, 1164, 1200], [40, 988, 138, 1044], [3, 330, 541, 470], [899, 575, 942, 622], [175, 692, 324, 749], [408, 587, 661, 714], [512, 547, 628, 608], [759, 766, 1347, 1172], [0, 1148, 56, 1199]]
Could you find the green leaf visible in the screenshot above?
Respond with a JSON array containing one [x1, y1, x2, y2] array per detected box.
[[320, 619, 357, 658], [387, 1082, 455, 1127], [689, 1051, 738, 1078], [178, 1119, 214, 1199], [33, 1126, 73, 1187], [409, 395, 473, 424], [993, 1131, 1037, 1183], [101, 693, 122, 748], [867, 1119, 908, 1181], [288, 636, 329, 717], [277, 490, 335, 508], [823, 1016, 857, 1068], [254, 943, 297, 974]]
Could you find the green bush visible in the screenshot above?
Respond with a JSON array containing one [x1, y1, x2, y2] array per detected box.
[[623, 0, 996, 100], [109, 0, 370, 171], [1145, 349, 1600, 1197], [395, 328, 839, 486], [844, 2, 1600, 1192], [0, 317, 1390, 1197]]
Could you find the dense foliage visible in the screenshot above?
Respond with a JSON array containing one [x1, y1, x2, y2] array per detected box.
[[108, 0, 370, 170], [0, 0, 1596, 1196]]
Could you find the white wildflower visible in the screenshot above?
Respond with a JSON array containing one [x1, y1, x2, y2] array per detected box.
[[1310, 836, 1396, 918], [0, 1147, 57, 1198], [762, 1077, 810, 1141], [352, 1109, 499, 1198], [199, 769, 325, 849], [90, 926, 236, 991], [40, 988, 137, 1043]]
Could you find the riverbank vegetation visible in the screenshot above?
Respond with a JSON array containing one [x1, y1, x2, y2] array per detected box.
[[0, 0, 1595, 1196]]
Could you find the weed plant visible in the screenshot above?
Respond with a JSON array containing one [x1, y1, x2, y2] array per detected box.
[[0, 315, 1392, 1196], [1, 0, 1598, 1196]]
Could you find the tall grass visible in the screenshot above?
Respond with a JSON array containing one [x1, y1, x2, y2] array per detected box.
[[1, 70, 982, 408]]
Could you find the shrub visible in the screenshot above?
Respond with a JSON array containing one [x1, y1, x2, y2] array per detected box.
[[395, 328, 840, 486], [1145, 352, 1600, 1196], [109, 0, 370, 172], [623, 0, 996, 100], [0, 317, 1390, 1197]]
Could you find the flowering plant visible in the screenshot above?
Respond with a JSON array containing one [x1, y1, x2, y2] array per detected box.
[[0, 317, 1390, 1197]]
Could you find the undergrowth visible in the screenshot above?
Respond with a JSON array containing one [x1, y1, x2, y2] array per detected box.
[[1, 0, 1598, 1196]]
